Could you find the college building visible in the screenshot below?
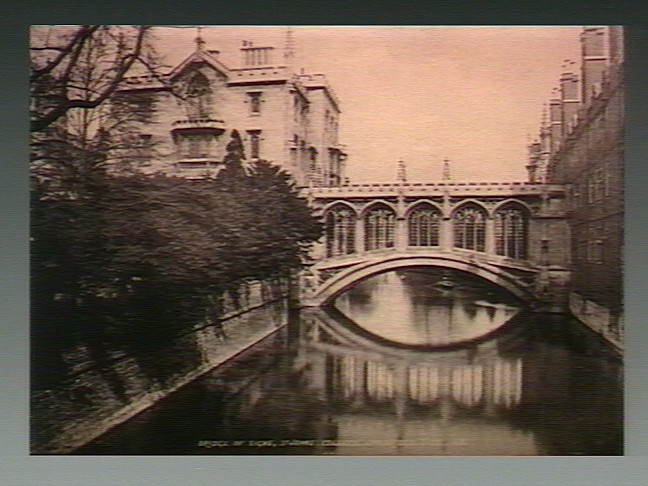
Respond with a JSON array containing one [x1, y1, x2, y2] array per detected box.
[[116, 32, 347, 187], [527, 26, 624, 342]]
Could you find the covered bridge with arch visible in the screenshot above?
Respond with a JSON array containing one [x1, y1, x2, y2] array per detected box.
[[301, 181, 571, 309]]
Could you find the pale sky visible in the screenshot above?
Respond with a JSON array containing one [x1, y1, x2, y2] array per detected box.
[[153, 26, 582, 183]]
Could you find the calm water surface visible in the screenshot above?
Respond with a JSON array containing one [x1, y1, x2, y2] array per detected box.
[[74, 269, 623, 456]]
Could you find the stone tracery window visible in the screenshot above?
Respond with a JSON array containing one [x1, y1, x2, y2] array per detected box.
[[494, 203, 529, 259], [364, 205, 395, 251], [408, 204, 441, 247], [325, 205, 356, 257], [185, 72, 212, 120], [453, 204, 487, 252]]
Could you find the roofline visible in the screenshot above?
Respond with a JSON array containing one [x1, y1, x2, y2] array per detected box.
[[167, 50, 230, 80]]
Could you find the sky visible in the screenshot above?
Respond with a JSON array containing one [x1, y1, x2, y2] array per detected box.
[[153, 26, 582, 183]]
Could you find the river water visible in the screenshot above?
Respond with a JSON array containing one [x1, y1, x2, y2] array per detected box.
[[74, 268, 623, 456]]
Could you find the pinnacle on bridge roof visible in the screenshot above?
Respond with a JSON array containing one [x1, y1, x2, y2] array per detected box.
[[443, 158, 452, 181], [397, 159, 407, 183], [283, 26, 295, 67]]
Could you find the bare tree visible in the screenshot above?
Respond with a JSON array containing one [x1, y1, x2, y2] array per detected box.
[[30, 26, 169, 196], [30, 25, 164, 133]]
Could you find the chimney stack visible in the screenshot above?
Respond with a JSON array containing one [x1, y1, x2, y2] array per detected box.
[[549, 95, 562, 153], [580, 27, 608, 104], [560, 70, 580, 137], [241, 43, 275, 67]]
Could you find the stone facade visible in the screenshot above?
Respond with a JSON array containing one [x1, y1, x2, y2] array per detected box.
[[117, 37, 346, 187], [528, 26, 624, 344]]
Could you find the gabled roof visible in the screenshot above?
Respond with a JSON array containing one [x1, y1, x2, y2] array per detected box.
[[167, 48, 230, 81]]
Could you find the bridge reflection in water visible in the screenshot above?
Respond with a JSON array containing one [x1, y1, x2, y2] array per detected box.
[[334, 269, 521, 347], [74, 268, 622, 456]]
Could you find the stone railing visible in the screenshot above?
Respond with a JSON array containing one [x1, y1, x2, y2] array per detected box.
[[307, 182, 565, 198]]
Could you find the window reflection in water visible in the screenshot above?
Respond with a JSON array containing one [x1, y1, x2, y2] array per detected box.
[[296, 309, 533, 455]]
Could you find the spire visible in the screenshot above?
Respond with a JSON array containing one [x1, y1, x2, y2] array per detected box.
[[442, 158, 451, 181], [397, 159, 407, 183], [283, 26, 295, 71], [195, 26, 206, 51], [541, 103, 549, 127]]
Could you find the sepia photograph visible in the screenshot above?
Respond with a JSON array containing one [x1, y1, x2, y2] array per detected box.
[[29, 25, 623, 456]]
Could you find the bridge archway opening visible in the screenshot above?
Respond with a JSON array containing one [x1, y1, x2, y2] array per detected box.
[[315, 255, 536, 307]]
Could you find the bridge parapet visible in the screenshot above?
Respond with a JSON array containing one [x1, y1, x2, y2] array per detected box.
[[306, 182, 565, 200]]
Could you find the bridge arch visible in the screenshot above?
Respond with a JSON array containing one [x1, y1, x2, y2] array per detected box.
[[450, 199, 489, 217], [358, 199, 399, 218], [312, 253, 536, 306], [492, 198, 533, 215], [321, 200, 359, 216], [404, 199, 443, 217]]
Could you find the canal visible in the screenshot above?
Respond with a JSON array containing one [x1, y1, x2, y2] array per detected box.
[[73, 268, 623, 456]]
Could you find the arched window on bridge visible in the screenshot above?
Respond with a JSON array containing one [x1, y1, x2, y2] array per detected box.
[[494, 203, 529, 259], [453, 204, 487, 252], [364, 205, 395, 251], [408, 205, 441, 247], [325, 205, 356, 257]]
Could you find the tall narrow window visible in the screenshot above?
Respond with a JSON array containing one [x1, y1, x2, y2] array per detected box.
[[603, 164, 612, 197], [587, 224, 604, 263], [248, 130, 261, 159], [247, 92, 262, 115], [408, 205, 441, 247], [494, 203, 529, 259], [325, 205, 356, 257], [364, 205, 395, 251], [308, 147, 318, 174], [185, 72, 212, 120], [453, 204, 486, 252], [594, 167, 605, 201]]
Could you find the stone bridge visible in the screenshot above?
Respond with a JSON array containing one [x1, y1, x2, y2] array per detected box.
[[300, 181, 571, 310]]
